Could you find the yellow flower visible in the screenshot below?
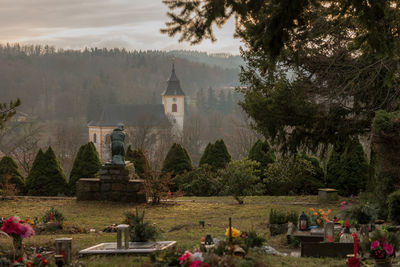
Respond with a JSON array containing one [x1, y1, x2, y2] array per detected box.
[[225, 227, 241, 238]]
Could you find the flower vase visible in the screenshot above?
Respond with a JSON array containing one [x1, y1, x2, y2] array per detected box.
[[374, 258, 392, 267], [13, 236, 23, 258]]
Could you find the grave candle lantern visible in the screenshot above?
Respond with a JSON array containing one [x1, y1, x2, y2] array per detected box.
[[117, 224, 130, 249], [298, 212, 308, 231], [55, 237, 72, 265]]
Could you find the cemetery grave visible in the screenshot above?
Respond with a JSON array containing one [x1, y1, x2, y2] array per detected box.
[[1, 194, 399, 266]]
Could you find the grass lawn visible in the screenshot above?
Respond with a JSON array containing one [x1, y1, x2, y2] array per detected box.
[[0, 195, 360, 266]]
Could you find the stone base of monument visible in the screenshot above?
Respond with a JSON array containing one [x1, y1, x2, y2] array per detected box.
[[76, 162, 146, 203], [79, 241, 176, 256]]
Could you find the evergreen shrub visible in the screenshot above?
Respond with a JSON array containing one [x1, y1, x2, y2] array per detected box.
[[26, 147, 68, 196], [69, 142, 101, 196], [218, 158, 263, 204], [125, 208, 159, 242], [199, 139, 231, 170], [162, 143, 192, 175], [0, 156, 25, 194], [41, 207, 65, 223], [388, 190, 400, 224], [173, 164, 221, 196], [326, 138, 368, 196], [264, 154, 324, 195], [248, 139, 275, 171], [125, 146, 150, 178]]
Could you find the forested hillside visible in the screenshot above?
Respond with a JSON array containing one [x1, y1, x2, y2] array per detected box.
[[0, 43, 239, 122]]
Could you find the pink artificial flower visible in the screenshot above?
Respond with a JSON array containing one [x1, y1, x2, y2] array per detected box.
[[1, 216, 22, 236], [179, 251, 192, 264], [371, 240, 380, 250], [383, 243, 394, 256], [189, 261, 202, 267], [340, 201, 347, 206], [20, 223, 35, 238]]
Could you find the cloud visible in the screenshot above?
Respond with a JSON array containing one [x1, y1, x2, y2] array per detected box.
[[0, 0, 242, 54]]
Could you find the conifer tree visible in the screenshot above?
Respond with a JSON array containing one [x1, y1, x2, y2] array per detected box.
[[207, 86, 217, 111], [0, 156, 25, 193], [326, 138, 368, 196], [218, 90, 226, 114], [248, 140, 275, 171], [26, 147, 68, 196], [226, 90, 234, 113], [196, 88, 206, 113], [162, 143, 192, 176], [126, 146, 150, 178], [326, 143, 344, 188], [25, 149, 45, 192], [69, 142, 102, 196], [199, 139, 231, 170]]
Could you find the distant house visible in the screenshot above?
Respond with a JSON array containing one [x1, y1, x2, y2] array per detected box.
[[88, 64, 185, 161]]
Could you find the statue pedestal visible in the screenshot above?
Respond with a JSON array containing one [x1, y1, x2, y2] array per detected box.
[[77, 162, 146, 203]]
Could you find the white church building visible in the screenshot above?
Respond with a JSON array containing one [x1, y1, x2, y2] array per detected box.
[[88, 64, 185, 161]]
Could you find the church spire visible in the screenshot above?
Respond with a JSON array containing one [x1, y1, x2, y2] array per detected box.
[[162, 62, 185, 96]]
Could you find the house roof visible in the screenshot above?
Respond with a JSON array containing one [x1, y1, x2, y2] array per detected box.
[[162, 64, 185, 96], [88, 104, 169, 127]]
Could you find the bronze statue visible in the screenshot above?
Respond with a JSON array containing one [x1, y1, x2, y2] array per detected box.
[[111, 123, 125, 165]]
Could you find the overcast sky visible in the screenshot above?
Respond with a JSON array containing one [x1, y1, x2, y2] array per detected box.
[[0, 0, 242, 54]]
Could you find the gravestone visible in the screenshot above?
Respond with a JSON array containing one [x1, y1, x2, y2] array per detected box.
[[318, 188, 339, 202]]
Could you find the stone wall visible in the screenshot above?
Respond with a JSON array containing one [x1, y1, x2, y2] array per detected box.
[[77, 163, 146, 203]]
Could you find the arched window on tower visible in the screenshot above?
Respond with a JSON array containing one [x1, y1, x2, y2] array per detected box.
[[172, 103, 177, 112], [93, 133, 97, 143]]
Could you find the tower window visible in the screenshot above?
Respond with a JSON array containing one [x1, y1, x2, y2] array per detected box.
[[172, 103, 177, 112], [173, 97, 177, 102], [93, 133, 97, 143]]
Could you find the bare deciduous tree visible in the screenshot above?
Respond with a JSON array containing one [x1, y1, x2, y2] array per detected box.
[[223, 113, 262, 160], [0, 118, 42, 176]]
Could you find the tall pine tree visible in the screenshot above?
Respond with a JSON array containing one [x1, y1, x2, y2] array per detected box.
[[0, 156, 25, 194], [69, 142, 102, 196]]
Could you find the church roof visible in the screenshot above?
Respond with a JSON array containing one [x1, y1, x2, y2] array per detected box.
[[88, 104, 169, 127], [162, 64, 185, 96]]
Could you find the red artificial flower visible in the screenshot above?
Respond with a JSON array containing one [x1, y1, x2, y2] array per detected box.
[[202, 263, 210, 267], [17, 256, 23, 262], [36, 254, 42, 258], [41, 258, 48, 266], [26, 262, 33, 267], [346, 257, 361, 267]]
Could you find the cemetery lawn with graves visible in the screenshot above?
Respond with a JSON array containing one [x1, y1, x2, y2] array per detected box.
[[0, 195, 351, 266]]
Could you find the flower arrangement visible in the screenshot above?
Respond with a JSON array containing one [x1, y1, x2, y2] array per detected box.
[[1, 216, 35, 240], [368, 230, 397, 260], [25, 254, 49, 267], [309, 208, 331, 227], [179, 251, 209, 267], [225, 227, 240, 238]]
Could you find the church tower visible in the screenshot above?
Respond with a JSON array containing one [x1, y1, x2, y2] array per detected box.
[[162, 63, 185, 132]]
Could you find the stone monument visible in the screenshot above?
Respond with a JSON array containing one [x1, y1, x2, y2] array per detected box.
[[76, 123, 146, 203]]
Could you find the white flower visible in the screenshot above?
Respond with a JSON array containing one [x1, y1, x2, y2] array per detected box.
[[192, 251, 204, 262]]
